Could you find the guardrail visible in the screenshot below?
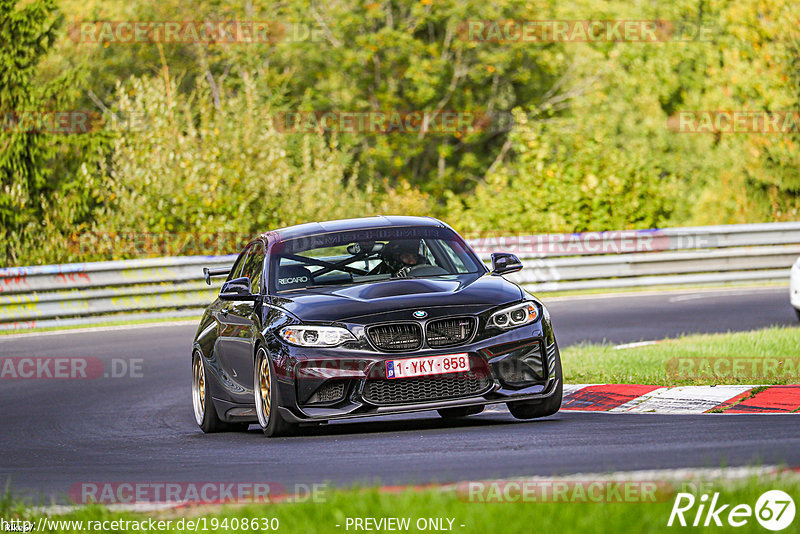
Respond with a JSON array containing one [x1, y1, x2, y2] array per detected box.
[[1, 222, 798, 330], [0, 256, 234, 331], [468, 222, 800, 292]]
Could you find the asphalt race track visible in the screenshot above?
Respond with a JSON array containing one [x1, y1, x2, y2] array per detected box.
[[545, 286, 795, 346], [1, 286, 798, 502]]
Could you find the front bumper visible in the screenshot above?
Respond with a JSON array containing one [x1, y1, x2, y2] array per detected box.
[[274, 319, 561, 423], [277, 377, 561, 423]]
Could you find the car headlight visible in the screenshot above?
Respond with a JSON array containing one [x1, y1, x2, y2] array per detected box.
[[488, 301, 539, 330], [280, 326, 355, 347]]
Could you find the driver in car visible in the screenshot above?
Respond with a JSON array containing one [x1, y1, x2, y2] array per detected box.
[[396, 246, 420, 268], [369, 240, 425, 277]]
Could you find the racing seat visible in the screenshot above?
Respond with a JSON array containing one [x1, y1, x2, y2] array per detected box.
[[276, 264, 313, 290]]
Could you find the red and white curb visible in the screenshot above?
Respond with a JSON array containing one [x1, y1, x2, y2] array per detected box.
[[560, 384, 800, 414]]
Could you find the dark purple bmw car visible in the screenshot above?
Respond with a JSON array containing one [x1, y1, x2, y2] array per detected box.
[[192, 216, 562, 437]]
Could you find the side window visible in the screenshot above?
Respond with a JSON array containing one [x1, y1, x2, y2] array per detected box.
[[420, 239, 438, 266], [437, 240, 470, 273], [242, 245, 266, 294], [226, 247, 250, 283]]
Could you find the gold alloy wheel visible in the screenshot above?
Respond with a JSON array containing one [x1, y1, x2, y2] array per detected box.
[[192, 354, 206, 425], [257, 350, 271, 426]]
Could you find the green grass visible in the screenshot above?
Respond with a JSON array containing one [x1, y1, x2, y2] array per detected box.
[[4, 476, 799, 534], [561, 326, 800, 386]]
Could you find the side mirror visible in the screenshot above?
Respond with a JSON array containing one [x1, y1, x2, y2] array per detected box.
[[491, 252, 523, 275], [219, 276, 258, 301]]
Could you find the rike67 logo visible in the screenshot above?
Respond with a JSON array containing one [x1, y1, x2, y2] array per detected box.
[[668, 490, 795, 531]]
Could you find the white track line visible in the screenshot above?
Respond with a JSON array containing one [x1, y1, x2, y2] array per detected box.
[[668, 290, 783, 302], [542, 285, 784, 302], [0, 320, 198, 341], [614, 340, 660, 350]]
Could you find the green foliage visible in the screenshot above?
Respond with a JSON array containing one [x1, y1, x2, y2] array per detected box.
[[0, 0, 109, 265], [263, 0, 567, 196], [676, 0, 800, 223], [3, 0, 800, 266], [80, 73, 429, 260], [449, 102, 686, 234]]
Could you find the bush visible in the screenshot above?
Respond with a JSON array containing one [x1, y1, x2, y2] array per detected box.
[[78, 72, 431, 260]]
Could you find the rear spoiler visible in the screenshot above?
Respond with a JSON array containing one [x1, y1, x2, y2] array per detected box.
[[203, 267, 230, 285]]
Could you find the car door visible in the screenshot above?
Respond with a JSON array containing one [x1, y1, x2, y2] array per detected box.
[[212, 245, 253, 401], [216, 242, 265, 399]]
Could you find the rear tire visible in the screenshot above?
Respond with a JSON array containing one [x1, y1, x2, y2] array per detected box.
[[437, 406, 484, 418], [254, 347, 298, 437], [192, 351, 239, 433], [507, 344, 563, 420]]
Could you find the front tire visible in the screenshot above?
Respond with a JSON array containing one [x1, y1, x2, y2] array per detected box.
[[254, 347, 297, 437], [507, 344, 563, 420], [192, 351, 235, 433]]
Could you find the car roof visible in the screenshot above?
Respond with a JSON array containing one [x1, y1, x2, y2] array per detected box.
[[261, 216, 447, 242]]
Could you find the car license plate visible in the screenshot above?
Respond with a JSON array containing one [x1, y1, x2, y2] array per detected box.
[[385, 353, 470, 379]]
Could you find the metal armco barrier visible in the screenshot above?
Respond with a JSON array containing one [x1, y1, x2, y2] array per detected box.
[[1, 222, 798, 330], [468, 222, 800, 292], [0, 255, 234, 330]]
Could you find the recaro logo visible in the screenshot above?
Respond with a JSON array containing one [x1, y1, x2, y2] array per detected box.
[[668, 490, 795, 530], [278, 276, 308, 285]]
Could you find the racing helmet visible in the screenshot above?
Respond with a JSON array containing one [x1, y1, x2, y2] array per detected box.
[[384, 239, 424, 270]]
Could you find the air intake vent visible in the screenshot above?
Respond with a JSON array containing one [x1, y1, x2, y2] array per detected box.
[[426, 317, 476, 348], [307, 381, 346, 404], [367, 323, 423, 352], [363, 372, 491, 405]]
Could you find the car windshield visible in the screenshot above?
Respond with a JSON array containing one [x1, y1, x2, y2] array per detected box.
[[270, 226, 484, 292]]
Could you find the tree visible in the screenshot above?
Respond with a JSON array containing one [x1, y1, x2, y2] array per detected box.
[[0, 0, 107, 265]]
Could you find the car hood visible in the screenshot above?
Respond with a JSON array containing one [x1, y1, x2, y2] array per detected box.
[[273, 273, 523, 323]]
